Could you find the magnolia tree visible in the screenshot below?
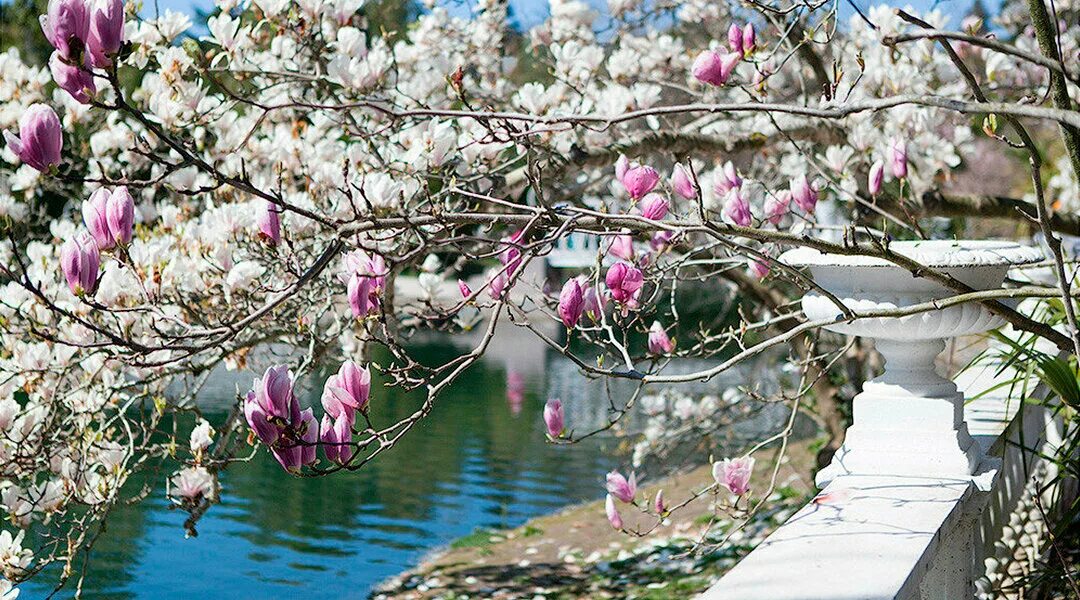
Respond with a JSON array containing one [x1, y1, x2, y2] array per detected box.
[[1, 0, 1079, 594]]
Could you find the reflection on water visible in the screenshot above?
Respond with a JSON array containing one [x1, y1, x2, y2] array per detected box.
[[24, 334, 796, 599]]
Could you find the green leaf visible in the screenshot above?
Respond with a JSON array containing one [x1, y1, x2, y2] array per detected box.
[[1036, 356, 1080, 408]]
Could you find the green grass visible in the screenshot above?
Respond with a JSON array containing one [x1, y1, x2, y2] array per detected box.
[[449, 528, 496, 550], [521, 524, 544, 537]]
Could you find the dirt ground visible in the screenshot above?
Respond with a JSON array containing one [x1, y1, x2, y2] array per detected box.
[[372, 439, 819, 600]]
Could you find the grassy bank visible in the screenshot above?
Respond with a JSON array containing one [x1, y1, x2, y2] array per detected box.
[[372, 440, 818, 599]]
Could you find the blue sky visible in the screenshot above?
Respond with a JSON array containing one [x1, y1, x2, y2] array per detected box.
[[138, 0, 999, 31]]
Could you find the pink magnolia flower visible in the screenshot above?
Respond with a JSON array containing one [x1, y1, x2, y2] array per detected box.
[[722, 189, 752, 227], [83, 186, 133, 248], [713, 456, 755, 496], [692, 50, 740, 86], [605, 262, 643, 308], [789, 174, 818, 214], [320, 412, 352, 465], [268, 408, 318, 473], [49, 51, 95, 103], [348, 272, 377, 317], [650, 230, 675, 252], [244, 365, 320, 473], [499, 229, 525, 274], [868, 160, 885, 196], [670, 163, 697, 200], [172, 466, 216, 502], [322, 360, 370, 417], [257, 200, 281, 245], [621, 164, 660, 199], [614, 154, 630, 182], [106, 186, 134, 246], [749, 258, 770, 279], [727, 23, 743, 54], [720, 51, 742, 80], [60, 231, 100, 296], [251, 365, 296, 422], [487, 269, 507, 300], [606, 470, 637, 503], [693, 50, 724, 86], [458, 279, 472, 299], [558, 278, 585, 328], [637, 193, 669, 221], [607, 234, 635, 261], [742, 23, 756, 55], [299, 409, 318, 466], [87, 0, 124, 68], [244, 390, 280, 447], [648, 321, 675, 355], [41, 0, 91, 61], [272, 408, 317, 472], [82, 188, 112, 249], [654, 489, 667, 514], [580, 278, 605, 321], [343, 250, 387, 316], [763, 190, 790, 225], [4, 104, 63, 172], [343, 250, 388, 290], [889, 137, 908, 179], [320, 384, 347, 423], [714, 161, 742, 196], [605, 494, 623, 530], [543, 398, 564, 438]]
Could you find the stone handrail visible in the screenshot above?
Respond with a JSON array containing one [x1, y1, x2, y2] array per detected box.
[[701, 331, 1077, 599]]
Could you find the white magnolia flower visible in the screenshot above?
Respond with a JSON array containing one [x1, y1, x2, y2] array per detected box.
[[0, 530, 31, 579], [190, 420, 214, 453], [170, 466, 217, 502], [0, 576, 19, 600]]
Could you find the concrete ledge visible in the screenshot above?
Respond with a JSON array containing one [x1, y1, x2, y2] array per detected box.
[[702, 335, 1069, 600], [702, 476, 975, 600]]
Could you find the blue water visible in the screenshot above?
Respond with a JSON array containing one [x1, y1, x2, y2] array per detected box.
[[23, 342, 630, 599], [19, 330, 786, 599]]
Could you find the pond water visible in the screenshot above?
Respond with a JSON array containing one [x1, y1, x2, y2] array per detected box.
[[23, 332, 790, 599]]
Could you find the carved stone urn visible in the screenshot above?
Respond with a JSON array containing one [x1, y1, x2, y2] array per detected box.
[[780, 240, 1042, 486]]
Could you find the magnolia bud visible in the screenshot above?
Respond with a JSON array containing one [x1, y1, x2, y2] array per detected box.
[[87, 0, 125, 68], [3, 104, 63, 173], [106, 186, 134, 246], [722, 189, 752, 227], [742, 23, 756, 55], [49, 51, 95, 104], [868, 160, 885, 196], [558, 278, 585, 328], [637, 193, 669, 221], [41, 0, 91, 62], [670, 163, 697, 200], [727, 23, 743, 55], [82, 188, 112, 250], [790, 174, 818, 214], [621, 165, 660, 199], [257, 200, 281, 245], [648, 321, 674, 354], [60, 232, 100, 296], [889, 137, 908, 179], [544, 398, 565, 438]]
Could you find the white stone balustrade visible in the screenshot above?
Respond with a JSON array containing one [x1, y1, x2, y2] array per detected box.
[[547, 232, 603, 268], [702, 241, 1076, 600]]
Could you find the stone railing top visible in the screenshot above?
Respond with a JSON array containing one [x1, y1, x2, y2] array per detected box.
[[781, 240, 1043, 269], [700, 331, 1054, 600], [702, 475, 976, 600]]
